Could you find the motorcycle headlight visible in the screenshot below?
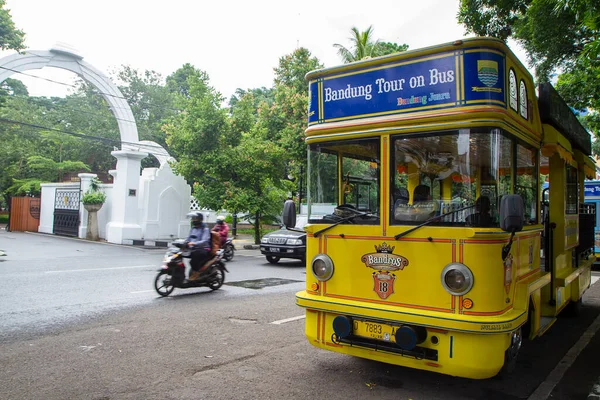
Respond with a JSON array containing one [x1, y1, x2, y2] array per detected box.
[[286, 238, 303, 245], [441, 263, 473, 295], [311, 254, 334, 281]]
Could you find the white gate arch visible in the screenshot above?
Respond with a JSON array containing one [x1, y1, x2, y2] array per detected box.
[[0, 44, 180, 243], [0, 44, 142, 147]]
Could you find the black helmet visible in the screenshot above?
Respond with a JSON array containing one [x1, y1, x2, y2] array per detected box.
[[187, 211, 204, 226]]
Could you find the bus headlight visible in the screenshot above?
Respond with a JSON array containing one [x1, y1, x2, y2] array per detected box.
[[312, 254, 334, 281], [441, 263, 473, 295]]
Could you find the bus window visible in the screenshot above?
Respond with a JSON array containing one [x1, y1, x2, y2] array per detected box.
[[516, 143, 538, 224], [308, 137, 380, 224], [566, 165, 578, 214], [391, 128, 513, 226]]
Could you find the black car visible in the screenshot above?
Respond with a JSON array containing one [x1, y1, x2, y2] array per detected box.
[[260, 218, 306, 264]]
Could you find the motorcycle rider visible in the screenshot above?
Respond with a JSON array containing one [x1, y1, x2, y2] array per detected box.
[[186, 211, 211, 281], [212, 215, 229, 247]]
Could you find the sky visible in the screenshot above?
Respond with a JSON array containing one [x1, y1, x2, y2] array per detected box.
[[2, 0, 529, 101]]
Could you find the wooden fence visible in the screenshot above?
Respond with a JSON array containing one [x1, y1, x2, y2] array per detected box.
[[9, 197, 40, 232]]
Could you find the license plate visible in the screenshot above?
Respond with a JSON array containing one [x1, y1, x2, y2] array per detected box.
[[353, 320, 397, 342], [271, 247, 280, 253]]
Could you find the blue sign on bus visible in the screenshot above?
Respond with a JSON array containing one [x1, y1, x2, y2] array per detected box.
[[308, 47, 505, 125], [585, 182, 600, 197]]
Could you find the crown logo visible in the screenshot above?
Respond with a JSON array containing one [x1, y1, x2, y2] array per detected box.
[[374, 242, 394, 253]]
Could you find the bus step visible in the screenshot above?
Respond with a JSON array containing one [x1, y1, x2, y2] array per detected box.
[[538, 316, 557, 336]]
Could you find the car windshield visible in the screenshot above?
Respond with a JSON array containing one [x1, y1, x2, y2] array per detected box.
[[307, 137, 380, 224]]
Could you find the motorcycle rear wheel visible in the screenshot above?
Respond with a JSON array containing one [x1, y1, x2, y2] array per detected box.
[[208, 269, 225, 290], [154, 271, 175, 297]]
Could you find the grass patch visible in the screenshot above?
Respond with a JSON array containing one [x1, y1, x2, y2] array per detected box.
[[0, 214, 8, 224]]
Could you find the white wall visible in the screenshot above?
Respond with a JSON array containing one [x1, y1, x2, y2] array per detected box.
[[139, 163, 190, 240], [39, 164, 195, 242]]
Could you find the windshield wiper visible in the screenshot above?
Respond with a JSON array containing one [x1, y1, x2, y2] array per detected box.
[[394, 204, 475, 240], [314, 211, 377, 238]]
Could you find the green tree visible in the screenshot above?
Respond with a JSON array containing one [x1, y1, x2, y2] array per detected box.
[[165, 65, 293, 243], [334, 26, 380, 63], [0, 0, 25, 52], [457, 0, 599, 82], [113, 66, 178, 166], [228, 87, 274, 111], [166, 63, 203, 99], [334, 26, 409, 63], [261, 48, 323, 191], [378, 41, 410, 56]]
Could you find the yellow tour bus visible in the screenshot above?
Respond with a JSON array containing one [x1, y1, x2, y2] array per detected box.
[[288, 37, 597, 379]]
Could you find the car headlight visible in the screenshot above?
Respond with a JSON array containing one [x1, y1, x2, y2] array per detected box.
[[441, 263, 474, 295], [261, 237, 269, 244], [286, 238, 303, 245], [312, 254, 334, 281]]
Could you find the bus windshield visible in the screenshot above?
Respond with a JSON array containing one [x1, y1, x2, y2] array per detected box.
[[307, 137, 380, 223], [392, 128, 522, 227]]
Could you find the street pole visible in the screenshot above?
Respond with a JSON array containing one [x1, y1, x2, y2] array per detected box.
[[232, 213, 237, 238], [298, 165, 303, 214]]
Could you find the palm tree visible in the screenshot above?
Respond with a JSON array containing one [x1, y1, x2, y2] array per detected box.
[[334, 26, 381, 64]]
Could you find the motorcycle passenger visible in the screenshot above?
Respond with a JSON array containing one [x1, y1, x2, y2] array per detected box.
[[212, 215, 229, 247], [186, 212, 211, 281]]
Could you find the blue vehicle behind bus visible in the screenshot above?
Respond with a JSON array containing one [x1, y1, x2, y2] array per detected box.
[[585, 180, 600, 258]]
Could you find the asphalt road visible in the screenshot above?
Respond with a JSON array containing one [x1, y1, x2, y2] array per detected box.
[[0, 230, 305, 342], [2, 229, 600, 399]]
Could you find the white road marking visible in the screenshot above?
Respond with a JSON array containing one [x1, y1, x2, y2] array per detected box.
[[130, 290, 155, 294], [271, 315, 306, 325], [528, 312, 600, 400], [45, 265, 154, 273], [592, 276, 599, 285]]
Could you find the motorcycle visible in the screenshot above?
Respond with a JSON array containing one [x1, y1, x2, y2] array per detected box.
[[223, 238, 235, 261], [154, 239, 228, 297]]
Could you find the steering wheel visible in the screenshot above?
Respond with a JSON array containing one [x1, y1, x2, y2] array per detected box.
[[334, 203, 363, 220]]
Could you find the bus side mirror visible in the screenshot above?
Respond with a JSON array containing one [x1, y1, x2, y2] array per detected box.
[[283, 200, 296, 229], [500, 195, 524, 233]]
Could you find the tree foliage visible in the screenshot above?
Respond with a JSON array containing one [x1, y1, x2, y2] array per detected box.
[[0, 0, 24, 52], [164, 51, 322, 242], [334, 26, 409, 63]]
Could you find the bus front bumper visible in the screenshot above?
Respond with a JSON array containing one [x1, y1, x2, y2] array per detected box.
[[296, 291, 526, 379]]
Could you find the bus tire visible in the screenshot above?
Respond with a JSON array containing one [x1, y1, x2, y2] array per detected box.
[[498, 327, 522, 378]]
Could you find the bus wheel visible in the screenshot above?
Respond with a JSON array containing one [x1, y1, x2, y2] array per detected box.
[[499, 328, 522, 376]]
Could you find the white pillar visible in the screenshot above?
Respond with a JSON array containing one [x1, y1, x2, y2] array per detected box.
[[106, 150, 147, 244], [78, 173, 98, 239]]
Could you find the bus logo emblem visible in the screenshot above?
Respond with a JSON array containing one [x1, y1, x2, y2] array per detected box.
[[362, 242, 408, 300], [477, 60, 498, 87], [361, 242, 409, 271], [373, 272, 396, 299]]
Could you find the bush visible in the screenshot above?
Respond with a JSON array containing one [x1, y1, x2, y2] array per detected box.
[[81, 191, 106, 205], [81, 177, 106, 205]]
